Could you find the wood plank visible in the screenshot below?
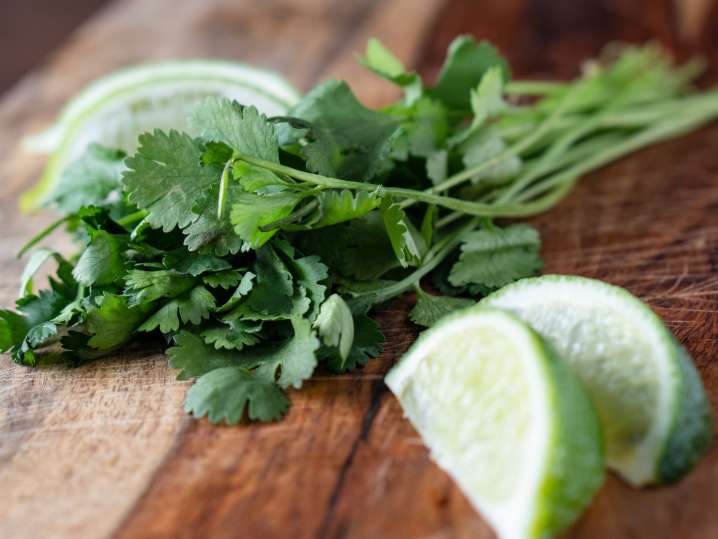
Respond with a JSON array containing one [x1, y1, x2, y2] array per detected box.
[[2, 0, 718, 538]]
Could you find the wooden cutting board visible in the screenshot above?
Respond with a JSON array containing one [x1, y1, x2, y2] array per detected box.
[[1, 1, 717, 537]]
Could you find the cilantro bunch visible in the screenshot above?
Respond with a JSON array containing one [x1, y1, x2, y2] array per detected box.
[[4, 37, 718, 424]]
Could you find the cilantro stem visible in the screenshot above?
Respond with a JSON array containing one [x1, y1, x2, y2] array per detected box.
[[217, 159, 232, 219], [514, 105, 718, 203], [17, 215, 71, 258], [116, 209, 149, 227], [233, 154, 538, 217], [398, 80, 584, 210]]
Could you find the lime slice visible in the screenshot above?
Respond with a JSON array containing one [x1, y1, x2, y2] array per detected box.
[[21, 60, 301, 210], [481, 275, 713, 486], [386, 308, 604, 539]]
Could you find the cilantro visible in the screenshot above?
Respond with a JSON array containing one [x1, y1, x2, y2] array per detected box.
[[86, 293, 151, 351], [190, 99, 279, 163], [409, 291, 475, 328], [431, 35, 510, 113], [184, 367, 289, 424], [138, 285, 216, 333], [201, 319, 262, 351], [449, 224, 543, 290], [123, 130, 217, 231], [72, 230, 125, 287], [254, 317, 320, 389], [290, 79, 400, 180], [168, 330, 257, 379], [47, 144, 126, 213], [314, 294, 354, 366], [380, 198, 422, 267]]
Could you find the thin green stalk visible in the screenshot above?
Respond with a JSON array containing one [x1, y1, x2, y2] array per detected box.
[[117, 209, 149, 227], [217, 159, 233, 219], [515, 107, 718, 203], [234, 154, 539, 217], [17, 215, 71, 258], [398, 80, 585, 211]]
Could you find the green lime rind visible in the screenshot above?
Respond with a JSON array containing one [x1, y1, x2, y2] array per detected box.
[[386, 308, 604, 539], [657, 338, 713, 483], [481, 274, 713, 486], [531, 337, 605, 538]]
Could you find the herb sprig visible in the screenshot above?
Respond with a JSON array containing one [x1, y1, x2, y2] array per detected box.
[[4, 37, 718, 424]]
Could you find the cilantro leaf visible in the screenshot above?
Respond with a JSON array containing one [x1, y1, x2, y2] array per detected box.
[[47, 144, 126, 213], [184, 366, 289, 424], [168, 330, 257, 379], [86, 293, 152, 351], [171, 254, 231, 276], [297, 212, 400, 280], [124, 270, 196, 305], [217, 271, 256, 313], [254, 317, 320, 389], [275, 241, 329, 321], [409, 292, 475, 328], [244, 245, 294, 316], [202, 270, 243, 289], [139, 285, 216, 333], [123, 130, 217, 231], [449, 224, 543, 290], [305, 189, 383, 229], [190, 99, 279, 163], [359, 38, 422, 103], [431, 35, 510, 113], [461, 128, 521, 184], [380, 198, 422, 267], [314, 294, 354, 366], [290, 80, 399, 180], [230, 191, 302, 247], [72, 230, 125, 286], [200, 319, 262, 351]]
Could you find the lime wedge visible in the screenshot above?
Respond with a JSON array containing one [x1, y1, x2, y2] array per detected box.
[[21, 60, 301, 210], [386, 308, 604, 539], [481, 275, 713, 486]]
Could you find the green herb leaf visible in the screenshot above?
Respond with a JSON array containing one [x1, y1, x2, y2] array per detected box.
[[184, 366, 289, 423], [86, 293, 151, 350], [72, 230, 125, 286], [123, 130, 217, 231], [168, 330, 258, 379], [449, 224, 543, 290], [200, 319, 262, 351], [314, 294, 354, 365], [190, 99, 279, 163], [431, 35, 510, 113], [254, 317, 320, 389], [47, 144, 126, 213], [291, 80, 400, 180], [380, 198, 422, 267], [139, 285, 216, 333], [410, 292, 475, 327]]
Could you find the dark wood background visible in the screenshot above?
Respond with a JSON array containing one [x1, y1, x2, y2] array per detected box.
[[1, 1, 718, 538]]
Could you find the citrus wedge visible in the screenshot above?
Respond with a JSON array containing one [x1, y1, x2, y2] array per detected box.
[[481, 275, 713, 485], [386, 308, 604, 539]]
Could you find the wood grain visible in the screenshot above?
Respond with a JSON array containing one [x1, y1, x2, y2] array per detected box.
[[1, 1, 717, 538]]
